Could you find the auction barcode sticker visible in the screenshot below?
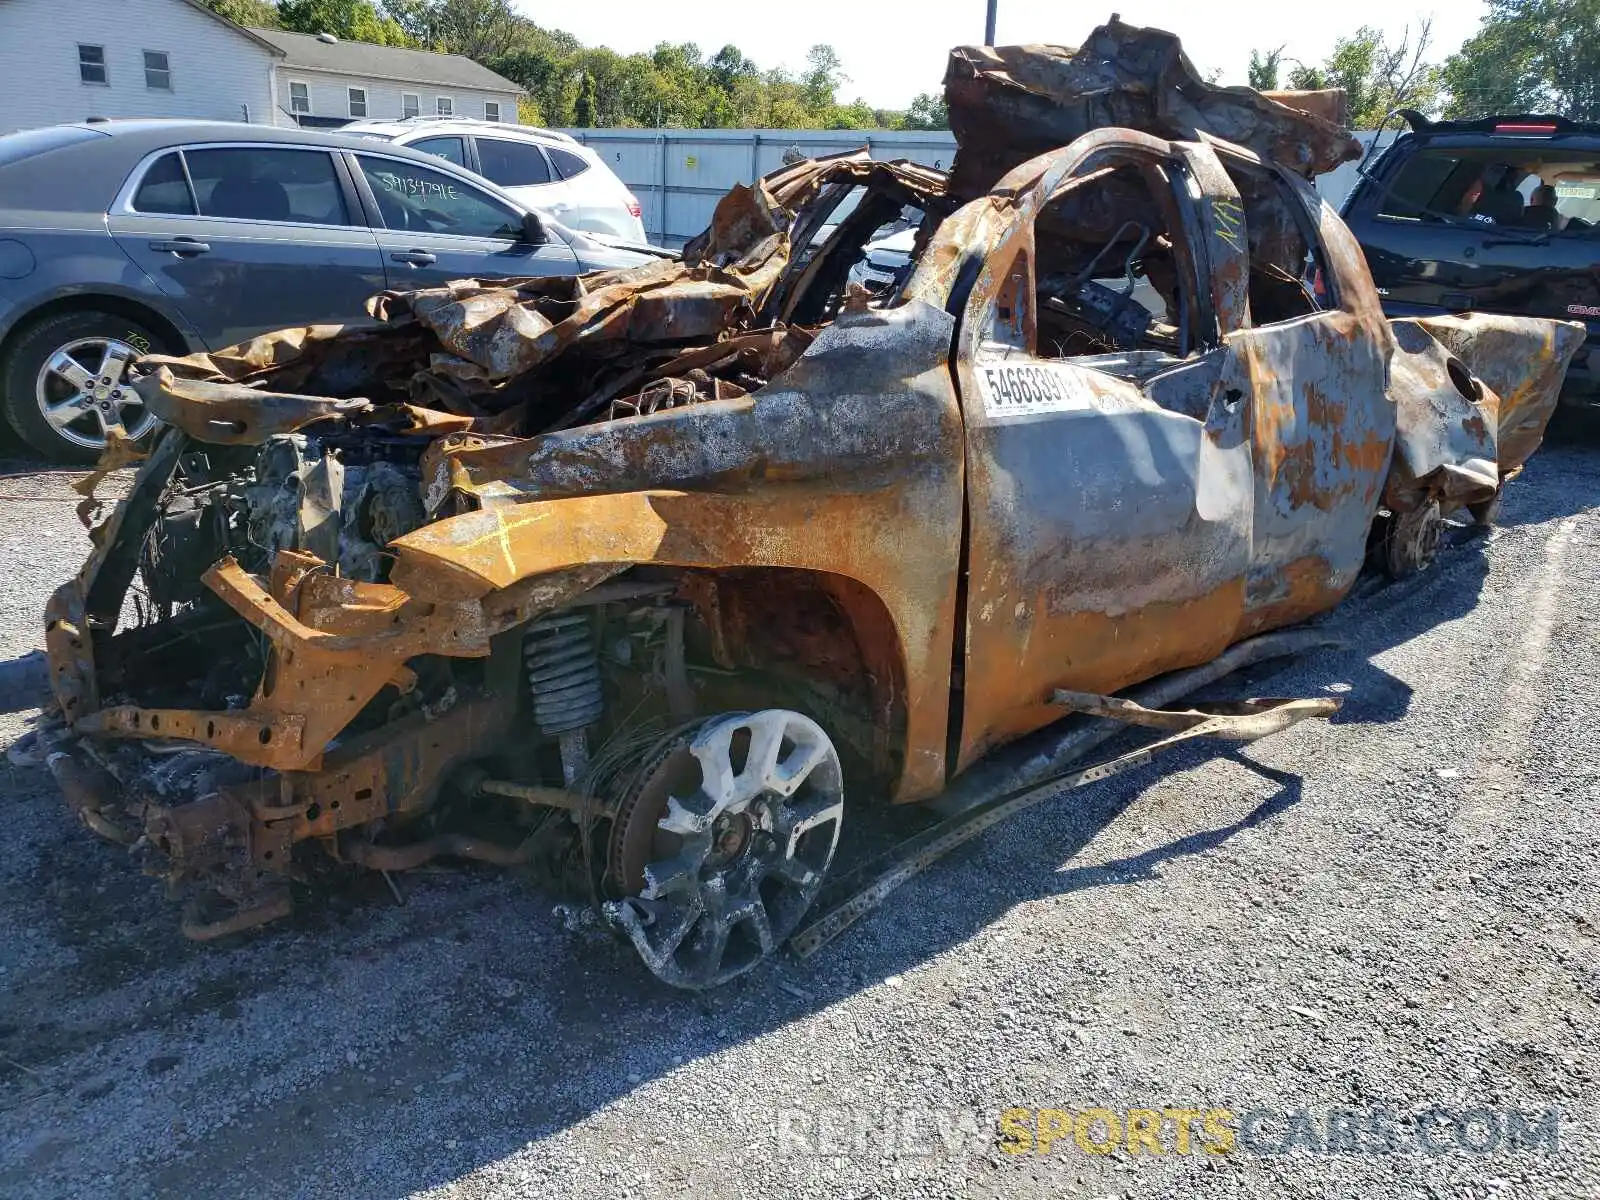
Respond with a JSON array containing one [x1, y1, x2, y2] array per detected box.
[[974, 360, 1102, 418]]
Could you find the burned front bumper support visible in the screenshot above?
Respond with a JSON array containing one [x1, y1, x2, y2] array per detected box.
[[40, 430, 600, 937]]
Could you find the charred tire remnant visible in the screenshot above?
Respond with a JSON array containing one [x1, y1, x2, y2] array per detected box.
[[1380, 500, 1445, 579], [604, 709, 844, 990]]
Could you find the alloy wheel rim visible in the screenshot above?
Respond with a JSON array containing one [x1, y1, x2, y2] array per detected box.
[[35, 336, 156, 451], [605, 709, 845, 989]]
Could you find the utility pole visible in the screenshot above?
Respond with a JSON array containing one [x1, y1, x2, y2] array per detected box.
[[985, 0, 998, 45]]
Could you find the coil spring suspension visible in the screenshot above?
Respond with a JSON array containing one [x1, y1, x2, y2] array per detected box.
[[524, 612, 603, 785]]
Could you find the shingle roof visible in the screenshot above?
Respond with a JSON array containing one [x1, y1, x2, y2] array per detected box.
[[247, 28, 522, 93]]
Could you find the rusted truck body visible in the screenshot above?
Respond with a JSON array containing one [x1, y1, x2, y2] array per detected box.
[[31, 21, 1584, 987]]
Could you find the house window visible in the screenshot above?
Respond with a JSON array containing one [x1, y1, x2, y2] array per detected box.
[[78, 44, 106, 85], [289, 80, 310, 114], [402, 92, 420, 119], [484, 101, 500, 122], [436, 96, 453, 116], [348, 87, 367, 118], [143, 50, 171, 91]]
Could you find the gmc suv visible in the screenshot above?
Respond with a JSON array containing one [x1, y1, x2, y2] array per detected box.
[[1340, 112, 1600, 407]]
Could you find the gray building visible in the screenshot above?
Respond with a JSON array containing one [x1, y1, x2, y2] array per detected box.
[[250, 28, 522, 128]]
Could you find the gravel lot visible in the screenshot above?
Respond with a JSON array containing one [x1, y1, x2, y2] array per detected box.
[[0, 423, 1596, 1200]]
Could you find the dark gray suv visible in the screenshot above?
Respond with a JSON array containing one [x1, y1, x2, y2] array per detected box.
[[0, 120, 653, 461]]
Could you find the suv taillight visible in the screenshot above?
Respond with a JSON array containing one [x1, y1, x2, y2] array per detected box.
[[626, 193, 642, 219], [1494, 121, 1558, 135]]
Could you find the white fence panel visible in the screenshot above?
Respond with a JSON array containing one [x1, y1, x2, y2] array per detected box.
[[560, 128, 958, 246], [561, 127, 1392, 246]]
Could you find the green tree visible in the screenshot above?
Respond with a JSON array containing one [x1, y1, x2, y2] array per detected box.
[[278, 0, 410, 44], [214, 2, 922, 130], [902, 92, 949, 129], [1249, 46, 1284, 91], [1441, 0, 1600, 120], [516, 95, 545, 126], [574, 70, 597, 126], [725, 72, 770, 127], [1286, 63, 1325, 90], [198, 0, 280, 25], [648, 42, 714, 126], [800, 44, 846, 115], [708, 44, 756, 95], [488, 24, 583, 126], [1284, 22, 1440, 125], [383, 0, 522, 59], [826, 98, 878, 129]]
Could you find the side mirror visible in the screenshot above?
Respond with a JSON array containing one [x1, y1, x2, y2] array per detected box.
[[520, 211, 545, 244]]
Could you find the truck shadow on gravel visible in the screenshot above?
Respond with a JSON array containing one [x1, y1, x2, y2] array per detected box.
[[1045, 749, 1305, 895], [0, 650, 48, 714]]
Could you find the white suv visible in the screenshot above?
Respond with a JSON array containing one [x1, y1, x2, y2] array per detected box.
[[343, 117, 648, 245]]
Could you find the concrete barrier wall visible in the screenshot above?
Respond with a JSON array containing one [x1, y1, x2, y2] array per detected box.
[[560, 127, 1395, 246]]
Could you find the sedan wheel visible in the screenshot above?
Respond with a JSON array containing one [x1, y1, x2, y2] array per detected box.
[[35, 335, 156, 452], [3, 310, 168, 462]]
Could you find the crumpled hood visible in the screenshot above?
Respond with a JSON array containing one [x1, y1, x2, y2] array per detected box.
[[126, 153, 950, 450]]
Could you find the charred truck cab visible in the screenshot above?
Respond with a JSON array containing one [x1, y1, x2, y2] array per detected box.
[[31, 20, 1585, 988]]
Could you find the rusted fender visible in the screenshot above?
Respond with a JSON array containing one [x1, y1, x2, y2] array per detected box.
[[388, 302, 967, 803], [1412, 313, 1586, 477], [52, 558, 615, 771], [1385, 320, 1500, 510]]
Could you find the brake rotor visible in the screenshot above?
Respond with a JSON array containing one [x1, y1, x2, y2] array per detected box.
[[602, 709, 845, 990], [1383, 498, 1444, 579], [605, 726, 703, 898]]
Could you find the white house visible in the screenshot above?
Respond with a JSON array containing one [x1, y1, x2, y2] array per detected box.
[[0, 0, 280, 133], [0, 0, 522, 135], [251, 28, 522, 127]]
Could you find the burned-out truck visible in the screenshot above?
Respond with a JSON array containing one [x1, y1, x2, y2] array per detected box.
[[29, 20, 1584, 987]]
